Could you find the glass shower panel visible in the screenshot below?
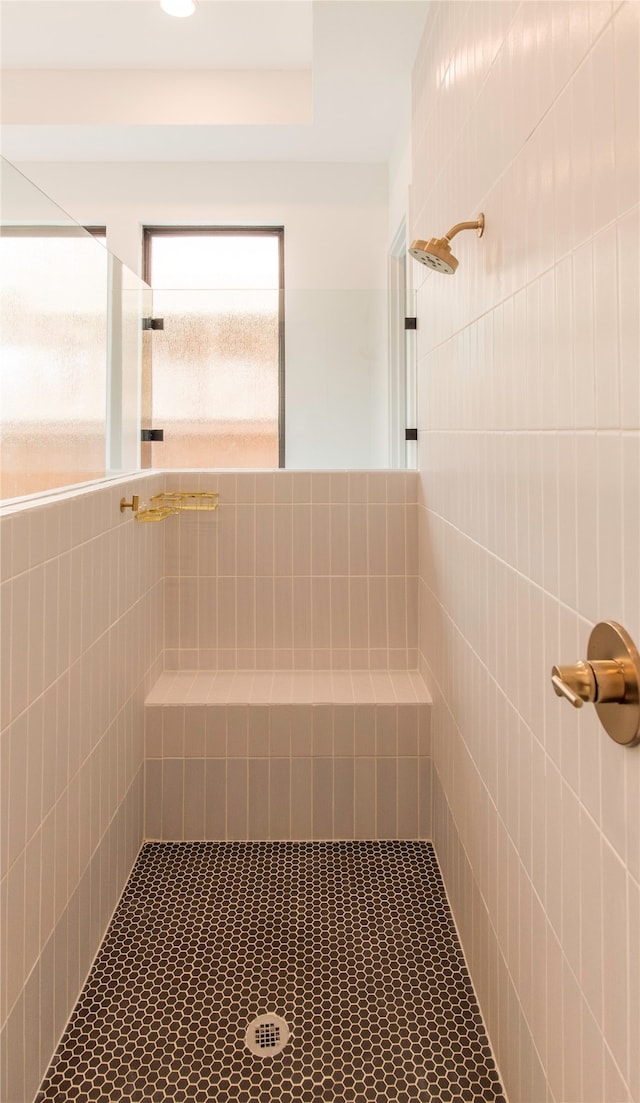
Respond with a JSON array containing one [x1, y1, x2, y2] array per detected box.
[[110, 259, 151, 476], [150, 288, 280, 468], [0, 230, 108, 498], [1, 157, 153, 501], [405, 287, 417, 470], [146, 232, 281, 469]]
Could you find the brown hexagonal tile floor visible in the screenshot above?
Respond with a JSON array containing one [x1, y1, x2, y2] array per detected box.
[[36, 842, 506, 1102]]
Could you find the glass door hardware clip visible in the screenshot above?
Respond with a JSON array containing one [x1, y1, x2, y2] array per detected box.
[[404, 317, 417, 330], [405, 429, 418, 441], [134, 490, 219, 522], [142, 317, 164, 330], [140, 428, 164, 442]]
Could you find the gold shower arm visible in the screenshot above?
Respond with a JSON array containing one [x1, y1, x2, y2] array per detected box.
[[445, 215, 485, 241]]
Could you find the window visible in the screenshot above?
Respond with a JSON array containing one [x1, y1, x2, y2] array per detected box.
[[143, 228, 284, 469]]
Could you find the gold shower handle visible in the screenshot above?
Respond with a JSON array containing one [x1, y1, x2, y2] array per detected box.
[[551, 621, 640, 746], [551, 662, 595, 708], [552, 659, 628, 708]]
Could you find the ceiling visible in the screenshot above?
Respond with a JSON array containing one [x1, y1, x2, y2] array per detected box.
[[1, 0, 314, 70], [0, 0, 430, 163]]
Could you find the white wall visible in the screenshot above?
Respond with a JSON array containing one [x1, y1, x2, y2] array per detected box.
[[387, 98, 411, 248], [2, 70, 312, 126], [16, 161, 390, 469], [413, 3, 640, 1102]]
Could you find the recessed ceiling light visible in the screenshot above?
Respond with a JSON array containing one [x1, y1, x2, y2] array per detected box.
[[160, 0, 197, 17]]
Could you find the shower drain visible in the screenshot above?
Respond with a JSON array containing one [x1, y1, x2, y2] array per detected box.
[[245, 1013, 290, 1057]]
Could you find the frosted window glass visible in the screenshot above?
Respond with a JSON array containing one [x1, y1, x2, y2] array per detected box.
[[0, 233, 108, 498], [148, 234, 281, 468]]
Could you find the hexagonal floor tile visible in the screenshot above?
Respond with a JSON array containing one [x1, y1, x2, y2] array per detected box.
[[36, 842, 506, 1102]]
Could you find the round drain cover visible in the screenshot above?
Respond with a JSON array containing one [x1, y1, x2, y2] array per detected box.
[[245, 1013, 290, 1057]]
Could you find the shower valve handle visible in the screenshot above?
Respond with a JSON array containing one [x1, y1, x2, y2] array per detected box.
[[551, 659, 628, 708], [551, 622, 640, 746], [551, 662, 595, 708]]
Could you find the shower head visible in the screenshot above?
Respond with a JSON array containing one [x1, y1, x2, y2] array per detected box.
[[409, 236, 459, 273], [409, 214, 484, 274]]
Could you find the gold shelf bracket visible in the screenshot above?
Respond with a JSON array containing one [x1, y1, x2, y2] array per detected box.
[[134, 490, 219, 523]]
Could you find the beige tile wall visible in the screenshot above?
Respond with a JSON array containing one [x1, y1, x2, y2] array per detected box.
[[0, 473, 164, 1103], [412, 3, 639, 1102], [154, 469, 429, 844], [0, 466, 427, 1100], [162, 470, 419, 670], [144, 701, 432, 842]]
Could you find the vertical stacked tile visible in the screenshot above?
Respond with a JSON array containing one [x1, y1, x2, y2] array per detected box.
[[412, 3, 640, 1102], [151, 470, 431, 843], [144, 672, 431, 842], [0, 473, 165, 1102], [163, 470, 419, 671]]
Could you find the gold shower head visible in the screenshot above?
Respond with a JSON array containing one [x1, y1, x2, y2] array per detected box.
[[409, 214, 484, 274], [409, 236, 459, 273]]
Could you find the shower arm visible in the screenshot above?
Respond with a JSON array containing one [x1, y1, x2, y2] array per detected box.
[[445, 215, 485, 241]]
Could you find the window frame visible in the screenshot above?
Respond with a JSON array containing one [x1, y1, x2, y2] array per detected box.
[[142, 225, 285, 468]]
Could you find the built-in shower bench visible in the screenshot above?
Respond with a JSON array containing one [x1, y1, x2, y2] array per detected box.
[[147, 668, 431, 707], [144, 669, 432, 841], [145, 667, 431, 760]]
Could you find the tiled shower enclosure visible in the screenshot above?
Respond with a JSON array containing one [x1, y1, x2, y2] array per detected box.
[[1, 469, 439, 1102]]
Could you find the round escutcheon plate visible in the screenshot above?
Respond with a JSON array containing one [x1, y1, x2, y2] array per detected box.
[[588, 621, 640, 747]]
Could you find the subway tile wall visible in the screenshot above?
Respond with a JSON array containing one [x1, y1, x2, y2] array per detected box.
[[144, 701, 432, 843], [0, 473, 164, 1103], [412, 3, 639, 1102], [162, 470, 419, 670], [1, 467, 425, 1100], [154, 469, 429, 844]]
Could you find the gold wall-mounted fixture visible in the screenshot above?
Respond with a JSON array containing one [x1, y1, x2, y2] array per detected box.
[[120, 495, 139, 513], [135, 505, 176, 523], [134, 490, 219, 522], [409, 214, 484, 274], [552, 621, 640, 747], [151, 491, 219, 512]]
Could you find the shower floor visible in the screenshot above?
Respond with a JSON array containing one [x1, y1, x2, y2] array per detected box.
[[36, 841, 506, 1103]]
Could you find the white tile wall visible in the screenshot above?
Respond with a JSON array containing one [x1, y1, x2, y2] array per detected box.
[[0, 473, 164, 1103], [413, 3, 639, 1101]]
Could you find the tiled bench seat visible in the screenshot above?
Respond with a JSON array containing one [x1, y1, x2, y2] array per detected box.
[[146, 668, 431, 706], [144, 669, 432, 843]]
